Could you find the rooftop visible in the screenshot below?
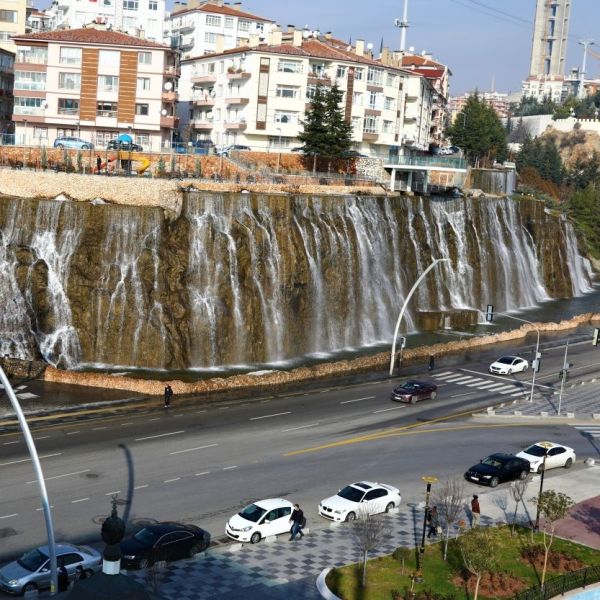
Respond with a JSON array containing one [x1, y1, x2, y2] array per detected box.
[[171, 1, 273, 22], [12, 27, 169, 48]]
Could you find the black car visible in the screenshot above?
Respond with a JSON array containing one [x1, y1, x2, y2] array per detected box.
[[390, 380, 438, 403], [120, 522, 210, 569], [107, 139, 143, 152], [465, 453, 530, 487]]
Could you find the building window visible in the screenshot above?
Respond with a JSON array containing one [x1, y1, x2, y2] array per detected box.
[[138, 51, 152, 65], [0, 31, 11, 42], [306, 84, 318, 99], [123, 0, 138, 10], [277, 60, 302, 74], [149, 0, 157, 9], [336, 66, 347, 79], [33, 126, 48, 139], [135, 103, 149, 115], [95, 130, 118, 146], [351, 116, 362, 133], [276, 85, 300, 99], [137, 77, 150, 92], [352, 91, 363, 106], [14, 71, 46, 91], [14, 97, 44, 115], [382, 120, 393, 133], [354, 68, 364, 80], [97, 101, 118, 117], [269, 136, 292, 149], [204, 32, 217, 43], [384, 96, 395, 110], [58, 98, 79, 115], [367, 67, 383, 85], [59, 72, 81, 90], [206, 15, 221, 27], [386, 73, 396, 87], [368, 90, 381, 109], [98, 75, 119, 93], [58, 128, 78, 138], [0, 10, 17, 23], [123, 16, 137, 30], [99, 50, 120, 68], [363, 115, 379, 134], [310, 62, 326, 77], [237, 20, 250, 32], [135, 133, 149, 146], [224, 16, 234, 29], [59, 47, 82, 65], [16, 46, 47, 65], [274, 111, 298, 124]]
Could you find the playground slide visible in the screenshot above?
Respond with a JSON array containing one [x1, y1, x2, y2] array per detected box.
[[117, 151, 151, 175], [136, 157, 151, 175]]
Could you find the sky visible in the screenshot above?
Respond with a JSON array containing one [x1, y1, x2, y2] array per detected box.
[[224, 0, 600, 95]]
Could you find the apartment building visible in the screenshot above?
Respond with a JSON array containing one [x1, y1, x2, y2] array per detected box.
[[181, 28, 436, 155], [12, 25, 179, 149], [0, 0, 27, 52], [0, 47, 13, 133], [45, 0, 166, 42], [449, 91, 511, 121]]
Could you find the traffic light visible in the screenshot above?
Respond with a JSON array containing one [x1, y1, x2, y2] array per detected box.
[[532, 358, 541, 373], [593, 328, 600, 347], [399, 336, 406, 349], [485, 304, 494, 322]]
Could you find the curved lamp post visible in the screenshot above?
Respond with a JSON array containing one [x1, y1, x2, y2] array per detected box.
[[418, 475, 438, 573], [389, 258, 450, 376], [534, 441, 553, 531], [0, 366, 57, 594]]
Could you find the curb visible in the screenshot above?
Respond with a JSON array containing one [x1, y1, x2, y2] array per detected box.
[[316, 568, 342, 600]]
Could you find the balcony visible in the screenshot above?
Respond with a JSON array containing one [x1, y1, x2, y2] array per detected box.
[[160, 115, 179, 128], [191, 119, 213, 129], [224, 120, 247, 130], [224, 97, 249, 105], [97, 110, 117, 118], [362, 132, 378, 141], [179, 36, 194, 49], [161, 90, 178, 102], [193, 96, 215, 106], [387, 155, 467, 169], [404, 111, 418, 121], [164, 65, 181, 77], [57, 108, 79, 116], [307, 73, 331, 86], [179, 21, 194, 33], [192, 73, 217, 84], [226, 70, 251, 80]]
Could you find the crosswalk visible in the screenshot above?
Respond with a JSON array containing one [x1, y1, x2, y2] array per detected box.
[[0, 382, 39, 401], [432, 370, 526, 397], [573, 425, 600, 439]]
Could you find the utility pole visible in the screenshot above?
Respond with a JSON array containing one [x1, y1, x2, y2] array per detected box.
[[578, 39, 595, 99], [394, 0, 409, 53], [557, 340, 572, 415]]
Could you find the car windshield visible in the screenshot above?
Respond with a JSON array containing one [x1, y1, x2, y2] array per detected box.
[[17, 548, 48, 572], [401, 382, 423, 391], [481, 456, 506, 468], [239, 504, 267, 523], [524, 444, 548, 457], [496, 356, 516, 365], [134, 528, 161, 545], [337, 485, 365, 503]]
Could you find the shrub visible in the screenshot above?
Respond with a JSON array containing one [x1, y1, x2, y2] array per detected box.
[[40, 146, 48, 169], [155, 157, 166, 178], [194, 157, 202, 178]]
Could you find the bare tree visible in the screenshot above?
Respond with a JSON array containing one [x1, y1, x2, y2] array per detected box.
[[433, 477, 465, 560], [509, 479, 529, 535], [458, 526, 499, 600], [348, 509, 391, 587]]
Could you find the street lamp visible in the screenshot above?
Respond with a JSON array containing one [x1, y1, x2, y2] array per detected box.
[[418, 475, 438, 573], [534, 441, 553, 531], [389, 258, 450, 376]]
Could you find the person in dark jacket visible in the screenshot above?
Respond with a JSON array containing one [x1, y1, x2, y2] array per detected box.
[[289, 504, 304, 541], [428, 354, 435, 371], [96, 155, 102, 174], [164, 385, 173, 408], [74, 564, 87, 582], [58, 565, 69, 591], [427, 505, 440, 538]]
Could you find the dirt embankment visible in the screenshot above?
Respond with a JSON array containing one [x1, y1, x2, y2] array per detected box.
[[42, 312, 600, 396]]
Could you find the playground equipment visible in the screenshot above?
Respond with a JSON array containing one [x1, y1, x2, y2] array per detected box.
[[95, 152, 151, 175]]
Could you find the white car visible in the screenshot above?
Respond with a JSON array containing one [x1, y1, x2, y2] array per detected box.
[[489, 355, 529, 375], [517, 441, 576, 473], [226, 498, 293, 544], [319, 481, 401, 522]]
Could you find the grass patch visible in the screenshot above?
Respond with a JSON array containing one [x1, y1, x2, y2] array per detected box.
[[326, 526, 600, 600]]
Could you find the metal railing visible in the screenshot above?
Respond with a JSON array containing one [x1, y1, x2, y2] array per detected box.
[[513, 566, 600, 600], [387, 155, 467, 169]]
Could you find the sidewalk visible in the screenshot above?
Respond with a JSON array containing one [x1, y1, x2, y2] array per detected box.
[[34, 465, 600, 600]]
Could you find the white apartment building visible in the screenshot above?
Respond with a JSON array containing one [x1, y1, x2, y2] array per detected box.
[[0, 0, 27, 52], [181, 29, 436, 156], [45, 0, 166, 42], [12, 26, 179, 150]]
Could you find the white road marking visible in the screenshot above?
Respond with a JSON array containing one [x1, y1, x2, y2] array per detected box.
[[164, 478, 180, 483], [499, 388, 521, 395], [93, 426, 108, 430], [71, 498, 89, 504], [281, 423, 320, 432], [120, 422, 134, 426], [373, 406, 407, 413], [33, 436, 50, 440], [17, 392, 38, 400], [196, 410, 207, 414], [27, 469, 90, 485], [443, 375, 473, 382], [66, 431, 80, 435], [0, 513, 18, 519], [134, 484, 149, 490], [433, 371, 454, 377], [15, 385, 26, 390], [135, 430, 184, 442], [473, 382, 501, 389], [484, 383, 510, 391], [450, 391, 478, 398], [105, 491, 121, 496], [0, 452, 61, 467], [250, 411, 291, 421], [195, 471, 210, 476], [36, 506, 54, 511], [174, 414, 185, 417], [340, 396, 374, 404], [169, 443, 218, 455], [511, 391, 524, 397], [223, 466, 237, 470], [218, 406, 230, 410], [3, 440, 19, 445], [148, 418, 160, 422]]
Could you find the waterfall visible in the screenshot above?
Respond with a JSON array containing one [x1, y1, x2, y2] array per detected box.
[[563, 221, 594, 296]]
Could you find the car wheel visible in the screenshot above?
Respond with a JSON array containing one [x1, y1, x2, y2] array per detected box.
[[385, 502, 395, 513], [519, 470, 528, 480], [346, 511, 357, 522], [56, 143, 64, 149], [522, 365, 528, 372], [537, 463, 545, 473], [430, 391, 437, 400], [82, 144, 90, 149], [188, 543, 203, 558], [508, 368, 513, 375], [85, 569, 94, 578], [22, 582, 37, 594], [490, 477, 499, 488], [250, 532, 261, 544], [408, 396, 413, 404], [139, 558, 150, 569], [564, 458, 573, 469]]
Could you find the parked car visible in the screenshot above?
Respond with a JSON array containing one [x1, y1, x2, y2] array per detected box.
[[464, 453, 530, 487], [107, 139, 143, 152], [0, 543, 101, 595], [216, 144, 251, 157], [390, 380, 438, 403], [319, 481, 401, 522], [53, 137, 94, 150], [516, 441, 576, 473], [489, 355, 529, 375], [342, 150, 368, 158], [226, 498, 293, 544], [120, 522, 210, 569], [291, 146, 305, 153]]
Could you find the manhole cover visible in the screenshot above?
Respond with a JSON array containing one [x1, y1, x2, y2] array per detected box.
[[86, 473, 100, 479]]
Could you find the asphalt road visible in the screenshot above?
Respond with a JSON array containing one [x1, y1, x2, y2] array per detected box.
[[0, 333, 599, 568]]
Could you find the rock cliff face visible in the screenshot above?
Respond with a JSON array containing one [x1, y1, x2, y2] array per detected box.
[[0, 193, 593, 370]]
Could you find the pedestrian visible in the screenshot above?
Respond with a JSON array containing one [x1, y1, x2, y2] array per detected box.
[[427, 505, 440, 538], [96, 154, 102, 174], [74, 564, 87, 582], [428, 354, 435, 371], [58, 565, 69, 592], [289, 503, 305, 541], [471, 494, 481, 527], [164, 384, 173, 408]]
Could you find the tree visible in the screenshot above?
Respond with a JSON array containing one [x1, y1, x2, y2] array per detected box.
[[348, 509, 391, 587], [458, 526, 499, 600], [509, 479, 529, 535], [531, 490, 574, 588], [323, 83, 353, 157], [297, 85, 329, 156], [433, 477, 465, 560]]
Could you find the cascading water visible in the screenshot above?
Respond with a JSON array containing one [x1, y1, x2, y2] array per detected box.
[[0, 193, 593, 371]]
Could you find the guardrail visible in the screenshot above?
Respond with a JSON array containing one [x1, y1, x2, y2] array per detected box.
[[513, 566, 600, 600], [387, 155, 467, 169]]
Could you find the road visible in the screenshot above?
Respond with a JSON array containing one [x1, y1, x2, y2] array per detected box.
[[0, 333, 599, 567]]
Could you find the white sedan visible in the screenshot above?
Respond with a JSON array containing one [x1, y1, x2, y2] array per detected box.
[[226, 498, 293, 544], [517, 441, 576, 473], [489, 355, 529, 375], [319, 481, 401, 523]]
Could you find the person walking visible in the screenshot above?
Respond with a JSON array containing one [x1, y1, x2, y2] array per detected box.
[[74, 564, 87, 582], [96, 154, 102, 174], [427, 505, 440, 538], [428, 354, 435, 371], [58, 565, 69, 592], [164, 384, 173, 408], [471, 494, 481, 527], [289, 503, 305, 541]]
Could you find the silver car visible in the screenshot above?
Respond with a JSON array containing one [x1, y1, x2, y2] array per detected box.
[[0, 543, 101, 595]]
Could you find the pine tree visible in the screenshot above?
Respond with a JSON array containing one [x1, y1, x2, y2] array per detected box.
[[297, 85, 329, 156], [323, 84, 353, 157]]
